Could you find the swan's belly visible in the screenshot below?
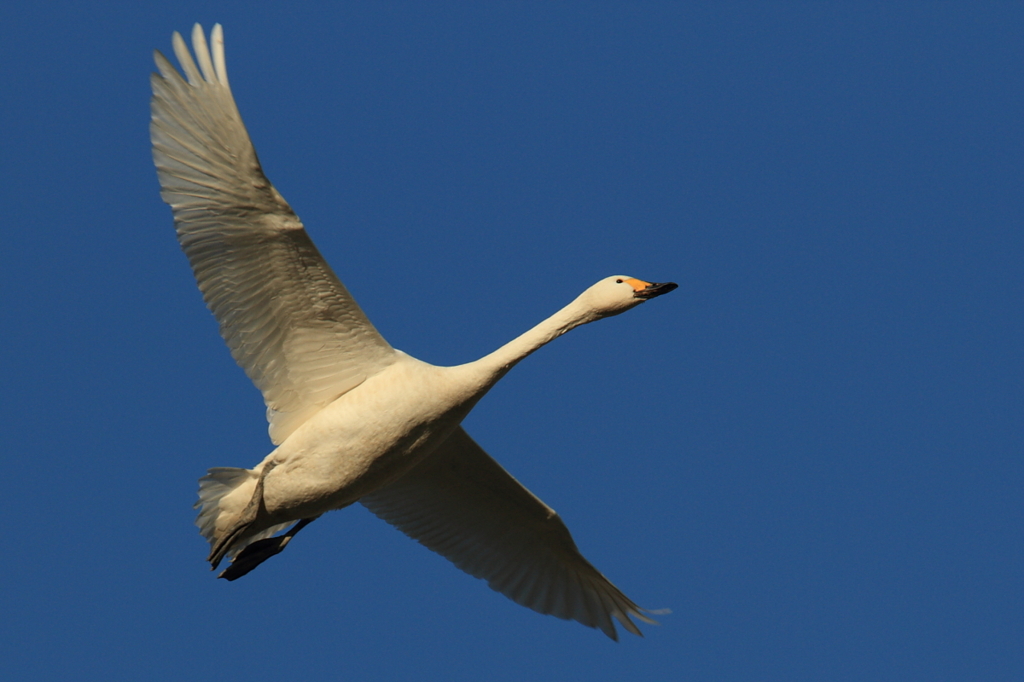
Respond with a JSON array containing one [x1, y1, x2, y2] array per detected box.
[[257, 359, 476, 521]]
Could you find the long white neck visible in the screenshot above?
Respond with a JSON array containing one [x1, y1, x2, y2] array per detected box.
[[473, 294, 599, 387]]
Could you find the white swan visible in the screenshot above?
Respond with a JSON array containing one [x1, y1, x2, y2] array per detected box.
[[150, 24, 677, 640]]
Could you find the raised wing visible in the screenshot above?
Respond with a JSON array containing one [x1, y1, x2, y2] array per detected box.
[[150, 25, 396, 444], [360, 427, 661, 640]]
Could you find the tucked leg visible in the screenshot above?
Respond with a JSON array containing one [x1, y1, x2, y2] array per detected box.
[[207, 462, 277, 570], [218, 516, 320, 581]]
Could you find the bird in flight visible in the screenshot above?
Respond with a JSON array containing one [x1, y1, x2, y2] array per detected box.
[[150, 24, 676, 640]]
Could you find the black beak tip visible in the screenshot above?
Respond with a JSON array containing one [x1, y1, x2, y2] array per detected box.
[[635, 281, 679, 299]]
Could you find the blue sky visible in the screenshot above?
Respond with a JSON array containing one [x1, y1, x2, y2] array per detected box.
[[2, 2, 1022, 680]]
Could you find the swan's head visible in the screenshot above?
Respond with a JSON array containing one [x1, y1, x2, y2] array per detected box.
[[578, 276, 678, 320]]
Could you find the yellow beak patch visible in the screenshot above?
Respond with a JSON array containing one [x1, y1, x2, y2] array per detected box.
[[623, 278, 652, 293]]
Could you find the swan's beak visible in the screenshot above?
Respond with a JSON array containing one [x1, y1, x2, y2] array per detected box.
[[633, 281, 678, 300]]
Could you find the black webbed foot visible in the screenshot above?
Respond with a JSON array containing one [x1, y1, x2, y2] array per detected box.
[[218, 535, 291, 580], [217, 517, 318, 581]]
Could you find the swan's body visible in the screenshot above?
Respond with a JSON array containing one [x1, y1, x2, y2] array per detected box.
[[209, 354, 474, 535], [151, 24, 676, 640]]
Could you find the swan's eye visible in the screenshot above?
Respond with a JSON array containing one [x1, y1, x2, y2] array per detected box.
[[616, 279, 623, 283]]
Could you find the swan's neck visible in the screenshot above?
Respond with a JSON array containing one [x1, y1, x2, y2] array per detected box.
[[475, 296, 598, 385]]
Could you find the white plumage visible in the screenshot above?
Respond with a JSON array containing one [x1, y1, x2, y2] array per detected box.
[[151, 24, 676, 640]]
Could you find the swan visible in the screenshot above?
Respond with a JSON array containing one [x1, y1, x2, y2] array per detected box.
[[150, 24, 677, 640]]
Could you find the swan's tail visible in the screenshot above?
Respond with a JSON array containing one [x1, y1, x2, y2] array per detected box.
[[194, 467, 289, 561]]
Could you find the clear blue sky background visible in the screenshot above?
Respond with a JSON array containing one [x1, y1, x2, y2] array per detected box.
[[2, 2, 1021, 680]]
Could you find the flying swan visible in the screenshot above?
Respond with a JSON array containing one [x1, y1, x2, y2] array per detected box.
[[150, 24, 676, 640]]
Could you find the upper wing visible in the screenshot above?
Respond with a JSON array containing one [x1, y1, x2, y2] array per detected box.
[[150, 25, 396, 444], [359, 427, 661, 640]]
